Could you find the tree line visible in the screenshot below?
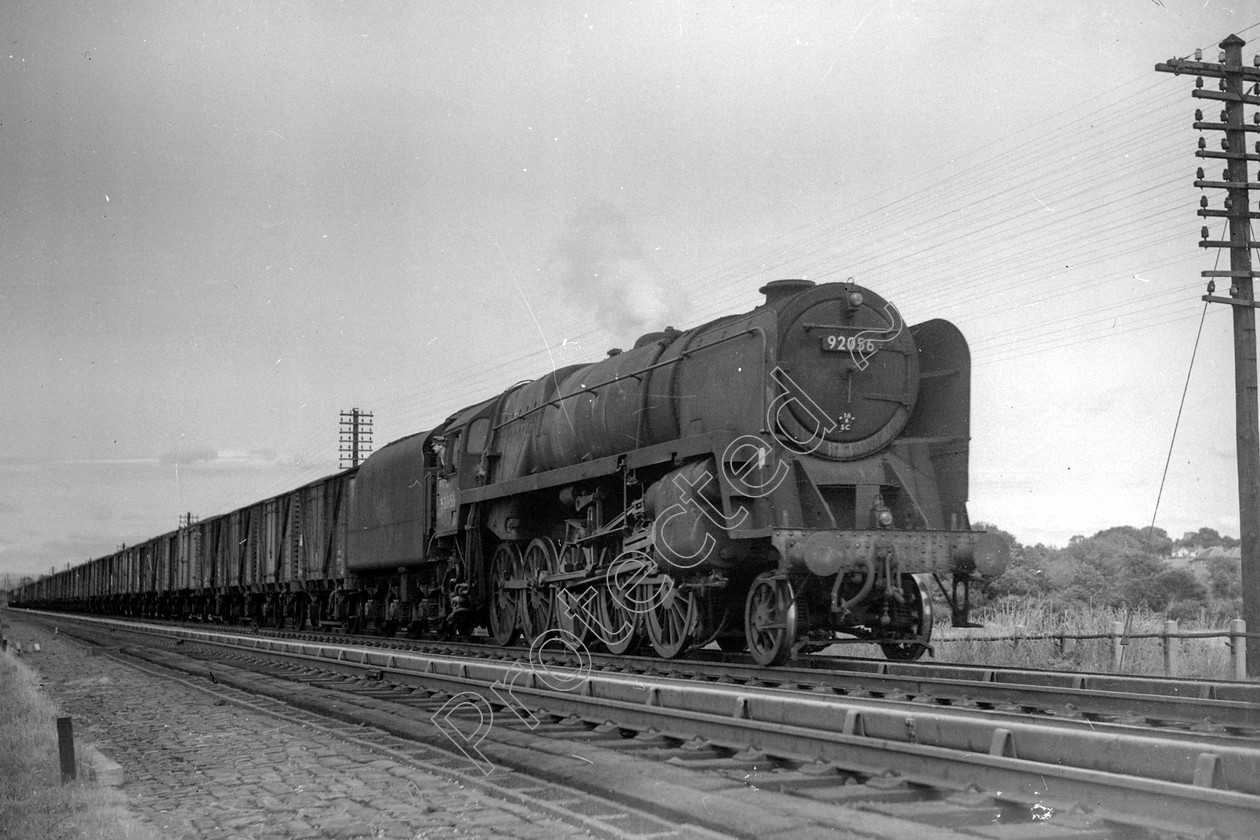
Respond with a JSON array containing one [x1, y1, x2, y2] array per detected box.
[[978, 524, 1242, 621]]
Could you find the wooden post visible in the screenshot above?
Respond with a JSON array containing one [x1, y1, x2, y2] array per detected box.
[[1218, 36, 1260, 679], [1111, 620, 1124, 672], [1163, 620, 1180, 677], [1230, 618, 1247, 680], [1155, 35, 1260, 676], [57, 717, 75, 783]]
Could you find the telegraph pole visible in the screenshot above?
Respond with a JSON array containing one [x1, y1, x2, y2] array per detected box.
[[339, 408, 374, 469], [1158, 35, 1260, 675]]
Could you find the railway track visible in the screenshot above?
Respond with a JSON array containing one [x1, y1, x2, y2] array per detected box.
[[51, 612, 1260, 733], [24, 610, 1260, 839]]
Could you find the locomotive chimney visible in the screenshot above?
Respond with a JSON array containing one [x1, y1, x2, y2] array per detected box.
[[759, 278, 815, 306]]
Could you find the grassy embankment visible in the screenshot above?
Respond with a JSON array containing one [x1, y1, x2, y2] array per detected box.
[[0, 643, 162, 840]]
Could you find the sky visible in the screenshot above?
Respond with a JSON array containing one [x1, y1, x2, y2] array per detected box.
[[3, 0, 1260, 585]]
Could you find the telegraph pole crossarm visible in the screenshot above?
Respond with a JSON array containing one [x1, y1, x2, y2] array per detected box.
[[1157, 33, 1260, 676], [339, 408, 374, 469]]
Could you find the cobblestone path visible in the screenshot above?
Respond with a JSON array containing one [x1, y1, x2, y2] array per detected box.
[[6, 616, 598, 840]]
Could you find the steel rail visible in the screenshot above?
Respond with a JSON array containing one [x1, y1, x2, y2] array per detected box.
[[799, 654, 1260, 704], [649, 656, 1260, 731], [27, 609, 1260, 730], [44, 612, 1260, 839], [233, 618, 1260, 707]]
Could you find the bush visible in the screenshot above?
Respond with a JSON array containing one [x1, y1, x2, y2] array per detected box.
[[1206, 557, 1242, 600], [985, 563, 1046, 598], [1151, 568, 1208, 614]]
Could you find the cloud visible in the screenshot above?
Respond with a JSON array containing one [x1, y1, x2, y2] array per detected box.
[[159, 447, 219, 466], [546, 200, 683, 337], [157, 447, 281, 468], [0, 533, 125, 582]]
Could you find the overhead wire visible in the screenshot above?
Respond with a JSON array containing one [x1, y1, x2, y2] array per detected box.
[[668, 76, 1190, 308], [191, 44, 1227, 523]]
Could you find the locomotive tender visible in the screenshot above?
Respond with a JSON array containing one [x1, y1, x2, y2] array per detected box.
[[14, 279, 1004, 664]]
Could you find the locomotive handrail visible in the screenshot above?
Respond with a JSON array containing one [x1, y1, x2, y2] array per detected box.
[[456, 428, 743, 506], [490, 327, 767, 431]]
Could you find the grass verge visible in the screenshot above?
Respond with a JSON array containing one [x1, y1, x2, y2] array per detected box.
[[0, 649, 162, 840]]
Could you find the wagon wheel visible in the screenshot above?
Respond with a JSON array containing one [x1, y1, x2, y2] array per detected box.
[[520, 538, 558, 644], [879, 574, 933, 661], [645, 580, 699, 659], [488, 542, 523, 646], [745, 571, 797, 666]]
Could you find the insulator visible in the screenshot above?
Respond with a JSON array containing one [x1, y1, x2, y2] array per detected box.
[[1196, 76, 1204, 88], [1201, 195, 1210, 208], [1256, 141, 1260, 153], [1196, 48, 1203, 60], [1224, 167, 1231, 179], [1199, 137, 1207, 149], [1202, 226, 1210, 239], [1255, 111, 1260, 124], [1198, 166, 1207, 179], [1224, 110, 1230, 121], [1220, 78, 1228, 91], [1222, 138, 1230, 150], [1255, 54, 1260, 66], [1220, 50, 1227, 62]]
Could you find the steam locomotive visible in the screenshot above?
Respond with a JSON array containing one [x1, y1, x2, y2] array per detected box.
[[13, 279, 1005, 664]]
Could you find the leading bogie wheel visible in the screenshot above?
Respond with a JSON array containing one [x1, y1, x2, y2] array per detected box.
[[879, 573, 933, 661], [745, 571, 797, 666]]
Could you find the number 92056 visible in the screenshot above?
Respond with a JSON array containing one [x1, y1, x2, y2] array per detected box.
[[821, 334, 876, 353]]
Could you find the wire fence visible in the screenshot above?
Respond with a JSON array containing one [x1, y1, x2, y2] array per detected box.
[[937, 619, 1252, 679]]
